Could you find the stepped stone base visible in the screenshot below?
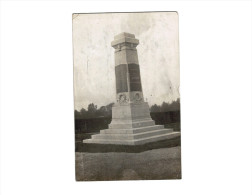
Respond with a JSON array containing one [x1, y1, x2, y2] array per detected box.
[[83, 118, 180, 145], [83, 103, 180, 145]]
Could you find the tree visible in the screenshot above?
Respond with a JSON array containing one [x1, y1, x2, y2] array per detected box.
[[80, 108, 87, 118], [98, 106, 107, 116], [150, 104, 161, 112], [150, 98, 180, 112], [160, 102, 170, 112], [105, 103, 114, 116], [88, 103, 97, 112], [87, 103, 98, 118], [74, 110, 82, 119]]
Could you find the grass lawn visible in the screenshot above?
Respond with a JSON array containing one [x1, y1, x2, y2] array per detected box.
[[75, 146, 181, 181]]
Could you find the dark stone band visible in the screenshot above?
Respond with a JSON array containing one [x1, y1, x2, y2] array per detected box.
[[115, 63, 142, 93]]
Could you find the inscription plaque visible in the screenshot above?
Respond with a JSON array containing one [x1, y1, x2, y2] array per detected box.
[[128, 63, 142, 91], [115, 64, 128, 93]]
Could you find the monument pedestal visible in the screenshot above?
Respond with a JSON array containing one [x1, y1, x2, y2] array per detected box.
[[83, 102, 180, 145], [83, 32, 180, 145], [83, 124, 180, 145]]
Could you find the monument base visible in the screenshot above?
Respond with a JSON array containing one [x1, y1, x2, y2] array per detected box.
[[83, 102, 180, 145], [83, 119, 180, 145]]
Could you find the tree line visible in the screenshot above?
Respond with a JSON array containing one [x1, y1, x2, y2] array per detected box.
[[74, 98, 180, 120]]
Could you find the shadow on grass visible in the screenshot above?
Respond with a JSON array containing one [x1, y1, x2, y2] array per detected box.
[[75, 136, 181, 153]]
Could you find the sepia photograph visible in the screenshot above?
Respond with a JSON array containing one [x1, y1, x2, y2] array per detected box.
[[1, 1, 251, 195], [73, 12, 181, 181]]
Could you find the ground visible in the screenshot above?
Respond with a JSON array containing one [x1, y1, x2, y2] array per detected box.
[[75, 146, 181, 181]]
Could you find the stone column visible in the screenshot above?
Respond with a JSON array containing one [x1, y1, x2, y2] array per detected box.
[[111, 32, 144, 104], [110, 32, 152, 128]]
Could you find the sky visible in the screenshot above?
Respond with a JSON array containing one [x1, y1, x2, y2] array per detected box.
[[73, 12, 180, 111]]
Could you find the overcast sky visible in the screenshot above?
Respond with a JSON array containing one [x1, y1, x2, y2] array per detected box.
[[73, 12, 180, 111]]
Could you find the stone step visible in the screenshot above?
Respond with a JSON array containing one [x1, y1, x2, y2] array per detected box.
[[134, 132, 180, 145], [91, 128, 173, 140], [83, 131, 180, 145], [109, 119, 155, 129], [100, 125, 164, 134]]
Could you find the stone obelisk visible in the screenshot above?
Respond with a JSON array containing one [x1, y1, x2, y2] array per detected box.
[[83, 32, 180, 145]]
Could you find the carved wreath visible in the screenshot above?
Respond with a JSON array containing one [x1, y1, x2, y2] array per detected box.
[[119, 94, 128, 104], [134, 93, 142, 102]]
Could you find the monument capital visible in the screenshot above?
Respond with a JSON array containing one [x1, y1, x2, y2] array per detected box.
[[111, 32, 139, 50]]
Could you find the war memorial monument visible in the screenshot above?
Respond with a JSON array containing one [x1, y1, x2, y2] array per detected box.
[[83, 32, 180, 145]]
